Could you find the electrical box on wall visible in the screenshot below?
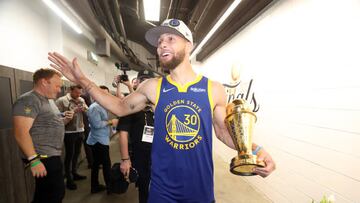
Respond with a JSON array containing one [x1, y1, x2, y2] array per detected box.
[[95, 38, 110, 57]]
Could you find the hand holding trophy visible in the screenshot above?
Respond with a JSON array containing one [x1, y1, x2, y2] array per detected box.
[[225, 99, 265, 176]]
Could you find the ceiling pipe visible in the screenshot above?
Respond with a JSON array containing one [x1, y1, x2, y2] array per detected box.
[[89, 0, 123, 49], [173, 0, 181, 18], [63, 0, 163, 75], [192, 0, 215, 32], [188, 0, 206, 30], [112, 0, 128, 46], [99, 0, 120, 42], [166, 0, 174, 19], [110, 0, 139, 64], [94, 0, 139, 66], [88, 0, 107, 29], [120, 0, 140, 19]]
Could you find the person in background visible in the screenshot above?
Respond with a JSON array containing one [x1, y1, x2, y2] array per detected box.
[[117, 70, 155, 203], [12, 68, 74, 203], [113, 74, 137, 160], [87, 85, 118, 194], [115, 76, 137, 99], [56, 84, 88, 190], [81, 92, 93, 169]]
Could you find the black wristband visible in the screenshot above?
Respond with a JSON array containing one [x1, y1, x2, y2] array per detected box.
[[22, 154, 48, 169], [23, 154, 40, 164]]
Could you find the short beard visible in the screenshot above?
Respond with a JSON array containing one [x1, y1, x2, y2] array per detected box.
[[160, 49, 185, 70]]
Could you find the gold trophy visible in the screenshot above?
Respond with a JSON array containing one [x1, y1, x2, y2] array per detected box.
[[225, 99, 265, 176]]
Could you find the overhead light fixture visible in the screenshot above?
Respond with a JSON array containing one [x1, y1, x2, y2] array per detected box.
[[190, 0, 242, 60], [143, 0, 160, 22], [87, 51, 98, 65], [42, 0, 82, 34]]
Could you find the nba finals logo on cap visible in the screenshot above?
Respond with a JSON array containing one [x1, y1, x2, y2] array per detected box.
[[168, 19, 180, 27], [145, 18, 193, 47], [164, 99, 203, 150]]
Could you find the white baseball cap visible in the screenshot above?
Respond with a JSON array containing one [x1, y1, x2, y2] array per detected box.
[[145, 19, 193, 47]]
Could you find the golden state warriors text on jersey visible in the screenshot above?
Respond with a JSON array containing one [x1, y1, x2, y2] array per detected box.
[[163, 99, 203, 150]]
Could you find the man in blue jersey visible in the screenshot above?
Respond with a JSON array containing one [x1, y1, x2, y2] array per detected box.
[[48, 18, 276, 203]]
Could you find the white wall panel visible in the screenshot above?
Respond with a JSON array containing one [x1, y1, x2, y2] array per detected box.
[[0, 0, 152, 92], [200, 0, 360, 202], [0, 0, 61, 71]]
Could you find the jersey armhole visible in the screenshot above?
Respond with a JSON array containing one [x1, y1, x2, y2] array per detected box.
[[154, 77, 163, 109], [207, 79, 214, 118]]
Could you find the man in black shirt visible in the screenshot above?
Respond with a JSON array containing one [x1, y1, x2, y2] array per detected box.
[[117, 70, 154, 203]]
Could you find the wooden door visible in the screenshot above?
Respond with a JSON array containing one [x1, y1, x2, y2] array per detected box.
[[0, 66, 34, 203]]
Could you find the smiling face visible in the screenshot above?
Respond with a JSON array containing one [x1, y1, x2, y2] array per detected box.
[[157, 33, 189, 70]]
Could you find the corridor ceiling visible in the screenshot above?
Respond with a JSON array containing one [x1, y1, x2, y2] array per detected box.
[[64, 0, 273, 73]]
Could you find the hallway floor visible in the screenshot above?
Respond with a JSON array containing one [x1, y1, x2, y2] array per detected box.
[[63, 136, 270, 203]]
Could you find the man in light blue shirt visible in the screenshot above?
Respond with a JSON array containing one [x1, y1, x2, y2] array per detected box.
[[86, 85, 117, 194]]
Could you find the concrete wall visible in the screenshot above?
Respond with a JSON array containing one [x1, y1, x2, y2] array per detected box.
[[194, 0, 360, 202], [0, 0, 152, 93]]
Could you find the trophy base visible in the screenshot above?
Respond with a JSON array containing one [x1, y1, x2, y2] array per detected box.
[[230, 155, 265, 176]]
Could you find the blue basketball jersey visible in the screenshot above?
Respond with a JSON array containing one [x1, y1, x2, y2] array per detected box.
[[149, 75, 215, 203]]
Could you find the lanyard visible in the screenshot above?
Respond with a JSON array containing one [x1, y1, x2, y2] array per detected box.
[[144, 111, 148, 126], [144, 108, 153, 126]]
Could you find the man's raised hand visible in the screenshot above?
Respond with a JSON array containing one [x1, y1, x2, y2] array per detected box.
[[48, 52, 88, 85]]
